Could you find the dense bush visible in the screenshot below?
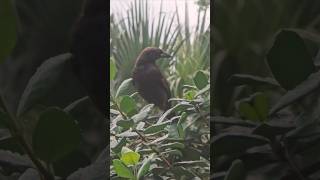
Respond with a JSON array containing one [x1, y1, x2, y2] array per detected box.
[[0, 0, 107, 179], [213, 1, 320, 179], [110, 0, 210, 179]]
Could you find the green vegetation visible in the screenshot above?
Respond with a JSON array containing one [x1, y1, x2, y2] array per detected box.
[[213, 0, 320, 179], [110, 0, 210, 179]]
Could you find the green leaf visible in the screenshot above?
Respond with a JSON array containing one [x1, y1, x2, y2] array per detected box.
[[117, 119, 134, 129], [253, 121, 294, 139], [32, 107, 80, 162], [174, 160, 208, 167], [17, 53, 73, 116], [111, 138, 127, 154], [229, 74, 279, 87], [253, 93, 268, 121], [120, 96, 136, 116], [193, 70, 209, 90], [267, 30, 315, 90], [144, 121, 170, 134], [224, 159, 246, 180], [110, 57, 117, 81], [158, 103, 192, 123], [177, 112, 187, 139], [213, 134, 269, 157], [132, 104, 154, 123], [236, 101, 259, 121], [112, 159, 135, 179], [0, 0, 17, 63], [184, 90, 196, 100], [116, 78, 135, 98], [160, 142, 185, 149], [269, 71, 320, 115], [137, 153, 155, 179], [162, 149, 183, 157], [120, 147, 140, 166]]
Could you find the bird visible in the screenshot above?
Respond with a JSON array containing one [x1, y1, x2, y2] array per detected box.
[[132, 47, 172, 111]]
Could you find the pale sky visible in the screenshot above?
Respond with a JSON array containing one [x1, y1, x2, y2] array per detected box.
[[110, 0, 210, 33]]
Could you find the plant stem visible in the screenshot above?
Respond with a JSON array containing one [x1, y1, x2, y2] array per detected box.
[[111, 96, 128, 119], [283, 141, 307, 180], [0, 95, 54, 180]]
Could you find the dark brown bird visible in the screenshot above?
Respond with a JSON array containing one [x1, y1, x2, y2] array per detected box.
[[132, 47, 172, 111]]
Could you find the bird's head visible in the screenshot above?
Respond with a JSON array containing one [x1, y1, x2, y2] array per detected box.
[[135, 47, 172, 65]]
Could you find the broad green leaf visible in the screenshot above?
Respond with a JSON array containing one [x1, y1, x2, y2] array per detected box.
[[67, 148, 107, 180], [112, 159, 135, 179], [19, 168, 40, 180], [253, 93, 268, 121], [171, 166, 195, 179], [132, 104, 154, 123], [195, 84, 210, 97], [267, 30, 315, 90], [224, 159, 246, 180], [120, 96, 136, 116], [229, 74, 279, 87], [181, 147, 201, 161], [117, 131, 138, 138], [32, 107, 80, 162], [236, 101, 259, 121], [3, 0, 85, 122], [159, 142, 185, 149], [184, 90, 196, 100], [120, 147, 140, 166], [213, 134, 269, 157], [158, 103, 192, 123], [0, 0, 17, 63], [17, 53, 73, 116], [174, 160, 208, 167], [111, 138, 127, 154], [110, 57, 117, 81], [162, 149, 183, 157], [269, 71, 320, 115], [117, 119, 134, 129], [253, 122, 294, 139], [0, 150, 34, 170], [193, 70, 208, 90], [116, 78, 135, 98], [177, 112, 187, 139], [286, 122, 320, 139], [137, 153, 155, 179], [212, 116, 257, 127], [144, 121, 170, 134]]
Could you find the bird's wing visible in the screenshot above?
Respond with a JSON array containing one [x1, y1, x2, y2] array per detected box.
[[147, 67, 171, 98], [161, 76, 171, 99]]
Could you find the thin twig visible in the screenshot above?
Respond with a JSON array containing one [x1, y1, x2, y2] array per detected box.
[[133, 129, 172, 168], [0, 95, 54, 180], [283, 141, 307, 180]]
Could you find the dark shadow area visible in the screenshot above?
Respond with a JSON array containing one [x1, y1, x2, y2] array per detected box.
[[212, 0, 320, 179], [0, 0, 107, 179]]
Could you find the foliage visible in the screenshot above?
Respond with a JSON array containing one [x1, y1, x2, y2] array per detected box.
[[0, 0, 107, 179], [110, 0, 210, 179], [213, 0, 320, 178], [213, 0, 320, 115]]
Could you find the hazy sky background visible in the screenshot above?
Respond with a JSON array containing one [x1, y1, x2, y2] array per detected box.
[[110, 0, 210, 33]]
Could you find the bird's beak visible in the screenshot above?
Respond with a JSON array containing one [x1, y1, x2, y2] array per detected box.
[[160, 52, 172, 58]]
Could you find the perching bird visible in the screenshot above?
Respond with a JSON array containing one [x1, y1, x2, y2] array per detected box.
[[132, 47, 172, 111], [71, 0, 107, 115]]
